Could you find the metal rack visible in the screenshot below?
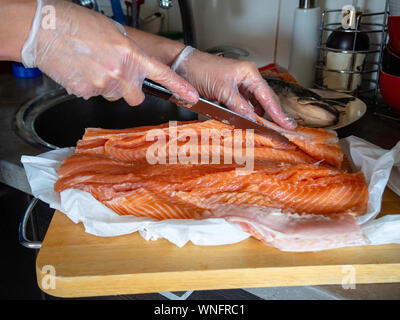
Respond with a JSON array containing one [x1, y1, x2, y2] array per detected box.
[[313, 1, 389, 102]]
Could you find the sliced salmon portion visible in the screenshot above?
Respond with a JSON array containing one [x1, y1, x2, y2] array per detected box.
[[56, 153, 368, 217], [55, 119, 367, 250], [105, 188, 201, 219], [76, 119, 341, 167], [283, 127, 343, 168], [103, 140, 315, 164], [256, 116, 343, 167]]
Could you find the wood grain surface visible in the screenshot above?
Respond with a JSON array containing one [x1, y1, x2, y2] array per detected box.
[[36, 189, 400, 298]]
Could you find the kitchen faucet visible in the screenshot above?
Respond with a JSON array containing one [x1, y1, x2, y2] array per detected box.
[[72, 0, 196, 47], [72, 0, 99, 11], [159, 0, 173, 9], [157, 0, 196, 47]]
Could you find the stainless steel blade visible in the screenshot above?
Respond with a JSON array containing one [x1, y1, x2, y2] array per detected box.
[[142, 79, 292, 145], [188, 98, 291, 144]]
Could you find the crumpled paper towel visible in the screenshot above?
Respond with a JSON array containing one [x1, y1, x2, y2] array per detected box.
[[21, 136, 400, 248], [339, 136, 400, 245]]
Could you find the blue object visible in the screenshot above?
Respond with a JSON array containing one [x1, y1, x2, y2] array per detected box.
[[12, 63, 42, 78], [110, 0, 126, 25]]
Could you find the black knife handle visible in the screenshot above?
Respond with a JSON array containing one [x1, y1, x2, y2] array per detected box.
[[142, 79, 173, 101]]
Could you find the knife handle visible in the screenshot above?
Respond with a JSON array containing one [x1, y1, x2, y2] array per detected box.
[[142, 79, 173, 101]]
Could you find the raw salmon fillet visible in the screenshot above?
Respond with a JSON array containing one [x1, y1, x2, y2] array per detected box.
[[55, 120, 369, 251]]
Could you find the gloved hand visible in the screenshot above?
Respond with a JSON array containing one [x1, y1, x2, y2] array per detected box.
[[21, 0, 198, 105], [171, 46, 297, 130]]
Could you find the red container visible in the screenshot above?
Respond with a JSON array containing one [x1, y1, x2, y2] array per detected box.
[[382, 46, 400, 76], [388, 16, 400, 53], [379, 70, 400, 114]]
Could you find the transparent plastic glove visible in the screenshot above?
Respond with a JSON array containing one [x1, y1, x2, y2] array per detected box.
[[171, 46, 297, 130], [21, 0, 198, 105]]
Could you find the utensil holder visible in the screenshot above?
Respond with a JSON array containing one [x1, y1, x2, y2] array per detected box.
[[313, 1, 389, 103]]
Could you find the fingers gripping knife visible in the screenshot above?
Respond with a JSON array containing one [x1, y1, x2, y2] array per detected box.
[[142, 79, 293, 145]]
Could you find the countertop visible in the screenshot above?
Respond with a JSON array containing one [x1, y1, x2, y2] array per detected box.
[[0, 74, 59, 194], [0, 72, 399, 195]]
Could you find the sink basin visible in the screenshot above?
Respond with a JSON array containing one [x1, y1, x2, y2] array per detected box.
[[15, 89, 197, 149]]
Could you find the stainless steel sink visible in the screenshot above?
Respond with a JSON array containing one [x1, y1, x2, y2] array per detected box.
[[14, 89, 197, 149]]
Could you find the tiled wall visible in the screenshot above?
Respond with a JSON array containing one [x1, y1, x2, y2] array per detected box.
[[97, 0, 388, 69]]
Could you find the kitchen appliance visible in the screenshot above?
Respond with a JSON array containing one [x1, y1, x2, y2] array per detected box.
[[323, 25, 370, 91], [314, 2, 389, 101]]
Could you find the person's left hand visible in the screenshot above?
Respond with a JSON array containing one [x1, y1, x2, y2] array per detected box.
[[171, 47, 297, 130]]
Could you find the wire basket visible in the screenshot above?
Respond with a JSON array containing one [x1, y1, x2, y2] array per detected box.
[[313, 1, 389, 102]]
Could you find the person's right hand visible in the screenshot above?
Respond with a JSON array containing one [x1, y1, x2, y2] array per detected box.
[[22, 0, 199, 105], [170, 47, 297, 130]]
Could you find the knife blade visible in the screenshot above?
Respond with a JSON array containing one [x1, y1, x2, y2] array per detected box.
[[142, 79, 292, 145]]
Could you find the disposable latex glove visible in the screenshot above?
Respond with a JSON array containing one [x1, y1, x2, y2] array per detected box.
[[22, 0, 198, 105], [171, 47, 297, 130]]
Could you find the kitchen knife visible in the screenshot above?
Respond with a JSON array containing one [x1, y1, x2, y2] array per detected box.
[[142, 79, 292, 145]]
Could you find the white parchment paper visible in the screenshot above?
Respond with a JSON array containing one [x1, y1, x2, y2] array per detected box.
[[21, 147, 250, 247], [21, 136, 400, 248], [339, 136, 400, 245]]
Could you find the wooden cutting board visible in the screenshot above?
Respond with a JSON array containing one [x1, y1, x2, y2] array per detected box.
[[36, 188, 400, 298]]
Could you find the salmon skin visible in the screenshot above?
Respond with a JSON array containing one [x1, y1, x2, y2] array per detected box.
[[55, 120, 368, 250]]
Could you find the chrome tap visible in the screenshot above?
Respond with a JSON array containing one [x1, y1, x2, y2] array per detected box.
[[73, 0, 196, 48], [72, 0, 99, 11], [159, 0, 173, 9]]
